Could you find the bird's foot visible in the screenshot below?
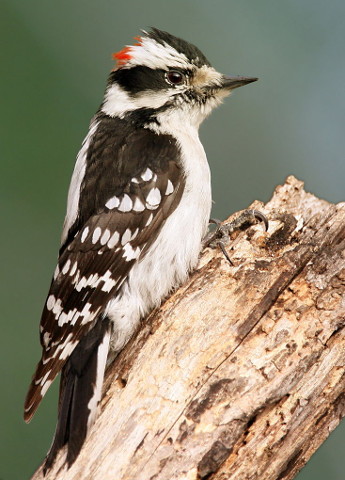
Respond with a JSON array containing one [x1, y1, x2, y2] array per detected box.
[[203, 209, 268, 264]]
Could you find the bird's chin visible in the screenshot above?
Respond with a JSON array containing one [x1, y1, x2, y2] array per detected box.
[[201, 87, 232, 109], [215, 88, 233, 102]]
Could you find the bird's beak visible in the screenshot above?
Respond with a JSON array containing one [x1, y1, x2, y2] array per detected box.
[[221, 75, 258, 90]]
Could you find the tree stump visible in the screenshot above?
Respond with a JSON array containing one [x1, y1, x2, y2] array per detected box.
[[32, 176, 345, 480]]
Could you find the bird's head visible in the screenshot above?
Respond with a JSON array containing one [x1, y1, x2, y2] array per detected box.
[[101, 28, 257, 130]]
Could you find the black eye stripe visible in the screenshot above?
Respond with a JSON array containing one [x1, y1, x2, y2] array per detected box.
[[111, 66, 168, 94], [109, 66, 191, 96]]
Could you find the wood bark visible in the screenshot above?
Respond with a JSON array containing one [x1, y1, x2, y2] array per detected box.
[[33, 176, 345, 480]]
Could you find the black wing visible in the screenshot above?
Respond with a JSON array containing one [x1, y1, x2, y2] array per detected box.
[[24, 117, 185, 421]]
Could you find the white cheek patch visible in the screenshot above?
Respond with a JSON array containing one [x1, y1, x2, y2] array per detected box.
[[102, 84, 176, 118], [102, 84, 136, 118]]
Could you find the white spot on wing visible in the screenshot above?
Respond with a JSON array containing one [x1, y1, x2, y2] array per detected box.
[[52, 298, 63, 317], [70, 308, 80, 326], [118, 194, 133, 212], [92, 227, 102, 244], [101, 270, 116, 292], [141, 168, 153, 181], [123, 243, 141, 261], [106, 196, 120, 210], [87, 273, 100, 287], [41, 379, 53, 397], [146, 188, 161, 208], [43, 332, 51, 347], [58, 312, 68, 326], [59, 339, 79, 360], [121, 228, 132, 245], [165, 179, 174, 195], [107, 231, 120, 249], [39, 371, 51, 386], [81, 227, 89, 243], [75, 276, 87, 292], [145, 213, 154, 227], [62, 260, 71, 275], [54, 265, 60, 280], [46, 295, 56, 311], [80, 302, 92, 318], [132, 196, 145, 212], [69, 261, 78, 276], [42, 355, 53, 365], [131, 228, 139, 241], [100, 229, 111, 245]]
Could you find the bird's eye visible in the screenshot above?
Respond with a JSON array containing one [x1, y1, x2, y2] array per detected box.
[[165, 70, 185, 86]]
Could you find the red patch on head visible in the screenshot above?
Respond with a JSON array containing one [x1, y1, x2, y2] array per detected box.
[[113, 47, 132, 66], [112, 36, 143, 68]]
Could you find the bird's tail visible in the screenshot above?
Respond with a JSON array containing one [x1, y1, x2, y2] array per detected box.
[[44, 318, 111, 473]]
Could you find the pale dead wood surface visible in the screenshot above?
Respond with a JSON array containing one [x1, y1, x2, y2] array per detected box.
[[33, 176, 345, 480]]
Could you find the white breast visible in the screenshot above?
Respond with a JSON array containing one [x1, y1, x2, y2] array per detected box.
[[106, 123, 212, 352]]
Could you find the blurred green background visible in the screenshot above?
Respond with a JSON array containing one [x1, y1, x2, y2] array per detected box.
[[1, 0, 344, 478]]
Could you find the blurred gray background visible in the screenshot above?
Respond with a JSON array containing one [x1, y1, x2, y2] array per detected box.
[[1, 0, 344, 478]]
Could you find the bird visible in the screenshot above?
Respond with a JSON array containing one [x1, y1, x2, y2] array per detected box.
[[24, 27, 257, 471]]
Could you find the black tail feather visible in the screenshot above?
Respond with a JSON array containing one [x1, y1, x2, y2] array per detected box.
[[44, 317, 111, 473]]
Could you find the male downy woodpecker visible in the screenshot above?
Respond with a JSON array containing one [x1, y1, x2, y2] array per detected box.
[[24, 28, 257, 470]]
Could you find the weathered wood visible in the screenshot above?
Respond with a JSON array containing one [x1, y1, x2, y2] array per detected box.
[[33, 176, 345, 480]]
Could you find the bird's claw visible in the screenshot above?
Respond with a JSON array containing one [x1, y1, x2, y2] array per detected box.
[[203, 209, 268, 264]]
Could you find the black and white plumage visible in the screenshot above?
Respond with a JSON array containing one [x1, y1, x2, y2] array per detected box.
[[24, 28, 257, 470]]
